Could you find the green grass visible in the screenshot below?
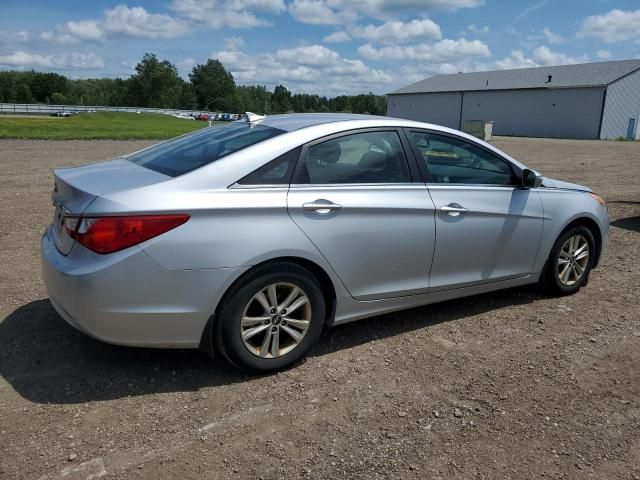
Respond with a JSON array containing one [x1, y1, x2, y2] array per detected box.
[[0, 112, 215, 140]]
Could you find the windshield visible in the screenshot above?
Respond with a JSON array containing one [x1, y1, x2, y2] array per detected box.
[[128, 123, 285, 177]]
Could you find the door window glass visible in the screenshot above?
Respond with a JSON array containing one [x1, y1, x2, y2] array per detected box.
[[299, 131, 410, 184], [408, 131, 514, 185]]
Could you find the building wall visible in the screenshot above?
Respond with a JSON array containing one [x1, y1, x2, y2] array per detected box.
[[600, 69, 640, 139], [461, 88, 605, 139], [387, 92, 462, 129], [388, 87, 607, 139]]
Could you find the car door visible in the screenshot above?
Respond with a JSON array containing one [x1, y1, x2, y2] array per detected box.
[[287, 128, 436, 300], [405, 129, 544, 291]]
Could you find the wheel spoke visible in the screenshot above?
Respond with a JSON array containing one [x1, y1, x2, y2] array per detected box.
[[286, 296, 309, 315], [575, 250, 589, 261], [283, 318, 310, 329], [242, 324, 270, 341], [574, 262, 585, 274], [254, 292, 271, 313], [559, 250, 571, 259], [279, 286, 300, 311], [557, 257, 570, 265], [270, 328, 280, 357], [242, 316, 270, 327], [267, 284, 278, 310], [574, 242, 588, 257], [561, 263, 572, 283], [259, 328, 273, 357], [281, 324, 304, 343]]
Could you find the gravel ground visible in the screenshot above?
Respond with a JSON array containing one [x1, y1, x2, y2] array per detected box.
[[0, 138, 638, 480]]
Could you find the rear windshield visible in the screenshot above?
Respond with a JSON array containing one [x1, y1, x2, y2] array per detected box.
[[128, 123, 285, 177]]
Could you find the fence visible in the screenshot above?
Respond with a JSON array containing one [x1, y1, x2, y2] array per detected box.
[[0, 103, 209, 116]]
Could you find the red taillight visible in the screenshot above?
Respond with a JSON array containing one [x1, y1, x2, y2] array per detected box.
[[67, 214, 190, 254]]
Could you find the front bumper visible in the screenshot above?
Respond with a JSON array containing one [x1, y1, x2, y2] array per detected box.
[[41, 227, 246, 348]]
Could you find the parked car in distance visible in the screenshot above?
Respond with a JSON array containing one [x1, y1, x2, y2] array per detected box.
[[197, 114, 210, 121], [42, 113, 609, 372]]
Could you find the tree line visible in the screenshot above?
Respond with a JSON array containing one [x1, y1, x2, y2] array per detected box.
[[0, 53, 387, 115]]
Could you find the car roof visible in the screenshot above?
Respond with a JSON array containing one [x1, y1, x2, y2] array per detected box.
[[257, 113, 392, 132]]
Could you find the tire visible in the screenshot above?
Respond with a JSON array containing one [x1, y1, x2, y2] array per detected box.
[[542, 226, 595, 296], [214, 262, 326, 373]]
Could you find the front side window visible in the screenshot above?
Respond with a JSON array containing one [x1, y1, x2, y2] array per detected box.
[[408, 131, 514, 186], [128, 123, 285, 177], [298, 131, 411, 184]]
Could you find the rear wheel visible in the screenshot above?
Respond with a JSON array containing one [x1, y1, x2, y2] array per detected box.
[[543, 226, 595, 295], [215, 262, 325, 373]]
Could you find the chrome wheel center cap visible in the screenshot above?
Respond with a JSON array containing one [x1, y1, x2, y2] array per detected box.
[[272, 315, 282, 325]]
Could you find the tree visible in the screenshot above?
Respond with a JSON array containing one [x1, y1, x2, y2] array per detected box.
[[15, 84, 34, 103], [271, 84, 291, 113], [127, 53, 183, 108], [50, 92, 67, 105], [189, 59, 235, 111]]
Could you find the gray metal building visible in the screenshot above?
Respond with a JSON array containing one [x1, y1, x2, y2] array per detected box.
[[387, 59, 640, 140]]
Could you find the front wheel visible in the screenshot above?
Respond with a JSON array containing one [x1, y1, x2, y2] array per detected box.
[[543, 226, 595, 295], [214, 262, 326, 373]]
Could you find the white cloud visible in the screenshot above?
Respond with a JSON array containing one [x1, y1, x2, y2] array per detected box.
[[464, 24, 489, 35], [45, 5, 189, 43], [0, 51, 104, 70], [494, 50, 539, 70], [102, 5, 189, 39], [578, 9, 640, 43], [0, 30, 30, 44], [171, 0, 286, 28], [289, 0, 482, 25], [322, 31, 351, 43], [357, 38, 491, 62], [211, 43, 393, 95], [541, 27, 563, 44], [532, 46, 587, 66], [64, 20, 105, 41], [349, 19, 442, 44], [493, 46, 588, 70], [596, 49, 611, 60], [223, 36, 246, 50], [40, 31, 79, 45]]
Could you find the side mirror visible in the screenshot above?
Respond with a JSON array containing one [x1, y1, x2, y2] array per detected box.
[[521, 169, 543, 188]]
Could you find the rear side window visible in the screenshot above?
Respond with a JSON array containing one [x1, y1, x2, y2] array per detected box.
[[128, 123, 285, 177], [297, 131, 411, 184], [237, 147, 302, 185]]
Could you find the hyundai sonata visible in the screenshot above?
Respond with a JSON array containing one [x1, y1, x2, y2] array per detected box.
[[42, 113, 608, 372]]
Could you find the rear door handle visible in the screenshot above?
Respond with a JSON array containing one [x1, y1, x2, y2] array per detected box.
[[439, 203, 468, 216], [302, 200, 343, 215]]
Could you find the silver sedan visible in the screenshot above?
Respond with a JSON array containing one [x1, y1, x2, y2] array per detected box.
[[41, 113, 609, 372]]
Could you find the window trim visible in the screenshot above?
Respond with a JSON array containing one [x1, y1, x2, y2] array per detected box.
[[290, 127, 419, 186], [232, 146, 302, 188], [403, 128, 522, 188]]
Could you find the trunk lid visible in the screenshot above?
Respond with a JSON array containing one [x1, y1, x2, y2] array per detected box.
[[51, 158, 170, 254]]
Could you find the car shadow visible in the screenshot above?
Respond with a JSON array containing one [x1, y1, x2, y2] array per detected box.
[[1, 286, 543, 405], [610, 216, 640, 233]]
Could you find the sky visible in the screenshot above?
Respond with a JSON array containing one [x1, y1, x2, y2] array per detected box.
[[0, 0, 639, 96]]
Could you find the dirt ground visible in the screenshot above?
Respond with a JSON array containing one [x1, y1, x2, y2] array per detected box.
[[0, 137, 638, 480]]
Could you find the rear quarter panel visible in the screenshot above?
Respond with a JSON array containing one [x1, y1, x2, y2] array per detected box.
[[88, 186, 352, 299]]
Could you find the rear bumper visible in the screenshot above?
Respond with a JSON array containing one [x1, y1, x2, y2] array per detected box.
[[41, 226, 246, 348]]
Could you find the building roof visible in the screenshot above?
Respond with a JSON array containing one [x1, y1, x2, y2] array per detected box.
[[388, 59, 640, 95]]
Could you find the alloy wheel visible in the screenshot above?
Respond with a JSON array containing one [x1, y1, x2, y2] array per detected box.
[[240, 282, 311, 358], [557, 234, 590, 286]]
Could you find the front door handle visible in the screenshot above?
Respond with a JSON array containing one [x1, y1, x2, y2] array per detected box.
[[439, 203, 468, 216], [302, 200, 343, 215]]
